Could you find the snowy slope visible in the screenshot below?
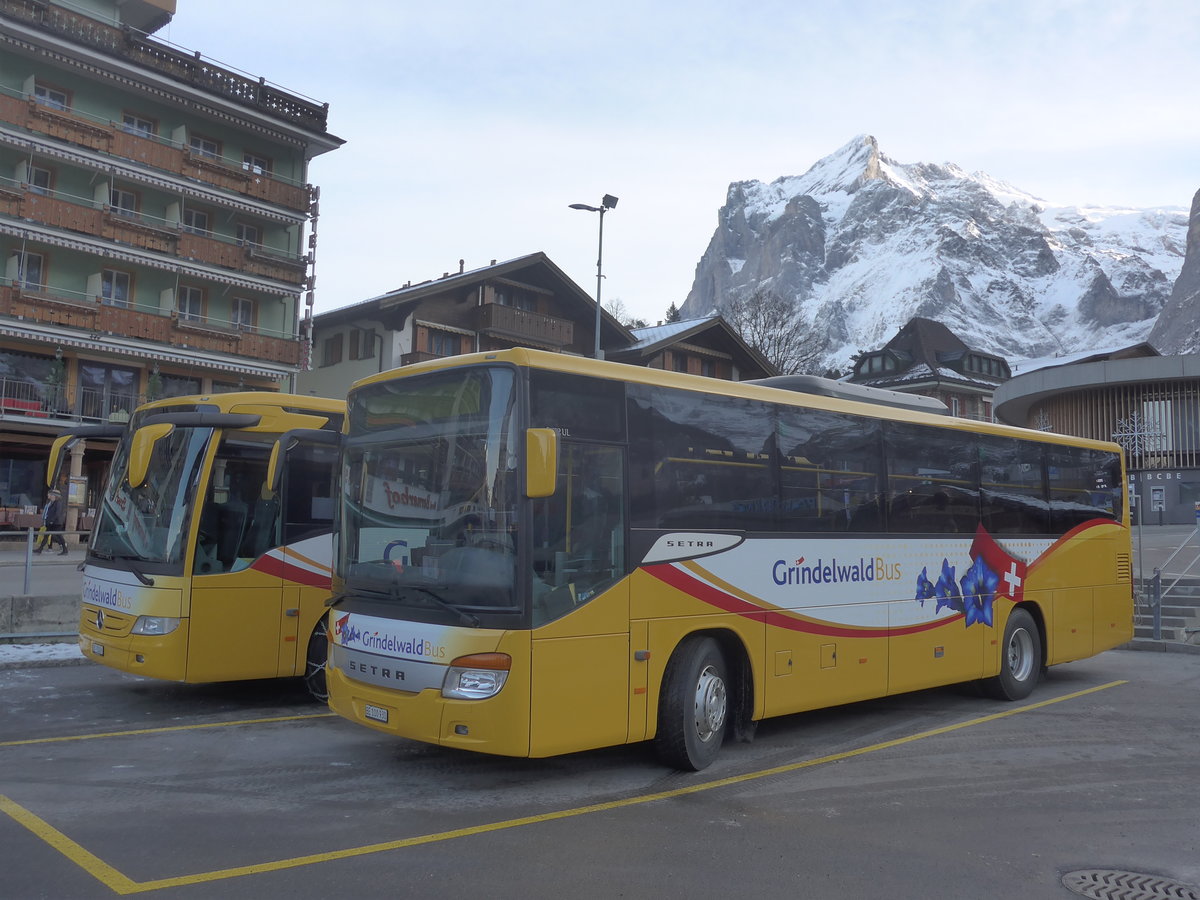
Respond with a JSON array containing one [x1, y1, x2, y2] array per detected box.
[[681, 135, 1188, 372]]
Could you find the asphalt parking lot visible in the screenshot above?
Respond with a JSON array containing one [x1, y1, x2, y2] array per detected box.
[[2, 649, 1198, 899]]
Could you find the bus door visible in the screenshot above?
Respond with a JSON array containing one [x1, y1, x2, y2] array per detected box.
[[187, 433, 285, 682], [528, 441, 630, 756]]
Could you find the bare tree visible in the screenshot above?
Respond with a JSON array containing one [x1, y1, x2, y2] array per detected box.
[[721, 288, 825, 375], [604, 297, 648, 329]]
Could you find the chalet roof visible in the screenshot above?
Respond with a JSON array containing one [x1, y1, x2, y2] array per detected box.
[[312, 252, 634, 345], [882, 317, 971, 370], [608, 315, 777, 379]]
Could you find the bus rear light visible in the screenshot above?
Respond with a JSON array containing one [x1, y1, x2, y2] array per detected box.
[[442, 653, 511, 700]]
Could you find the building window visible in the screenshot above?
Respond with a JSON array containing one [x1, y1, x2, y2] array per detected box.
[[33, 83, 68, 110], [242, 152, 271, 175], [430, 331, 458, 357], [672, 352, 688, 373], [101, 269, 131, 307], [189, 134, 221, 160], [232, 297, 256, 331], [182, 207, 210, 235], [494, 286, 536, 311], [122, 113, 156, 136], [322, 333, 344, 367], [235, 222, 260, 246], [12, 251, 44, 289], [350, 327, 376, 360], [177, 285, 204, 322], [701, 359, 716, 378], [27, 165, 52, 195], [949, 396, 961, 417], [110, 187, 138, 218]]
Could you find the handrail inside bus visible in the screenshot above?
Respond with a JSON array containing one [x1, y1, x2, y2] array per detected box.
[[746, 374, 949, 415]]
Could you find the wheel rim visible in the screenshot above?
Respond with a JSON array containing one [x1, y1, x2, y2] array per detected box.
[[692, 664, 727, 742], [1006, 626, 1035, 683]]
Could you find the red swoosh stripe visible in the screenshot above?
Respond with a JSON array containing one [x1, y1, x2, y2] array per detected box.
[[643, 563, 961, 638]]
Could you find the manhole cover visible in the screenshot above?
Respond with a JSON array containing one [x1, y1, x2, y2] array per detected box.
[[1062, 869, 1200, 900]]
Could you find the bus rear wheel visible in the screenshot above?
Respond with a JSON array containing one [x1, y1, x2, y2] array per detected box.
[[655, 636, 728, 771], [304, 616, 330, 703], [983, 608, 1041, 701]]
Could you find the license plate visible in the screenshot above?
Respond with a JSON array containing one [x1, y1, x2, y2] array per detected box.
[[363, 704, 388, 723], [91, 642, 105, 656]]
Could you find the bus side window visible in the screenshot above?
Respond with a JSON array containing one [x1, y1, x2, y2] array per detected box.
[[780, 409, 883, 533], [1047, 446, 1120, 533], [979, 436, 1048, 534], [885, 422, 978, 534], [530, 443, 625, 626], [282, 442, 336, 545], [627, 385, 775, 531]]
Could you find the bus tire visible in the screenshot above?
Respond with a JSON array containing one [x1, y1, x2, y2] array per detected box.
[[983, 608, 1041, 701], [655, 636, 729, 771], [304, 616, 330, 703]]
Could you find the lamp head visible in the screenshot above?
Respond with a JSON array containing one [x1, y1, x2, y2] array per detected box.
[[602, 194, 618, 209]]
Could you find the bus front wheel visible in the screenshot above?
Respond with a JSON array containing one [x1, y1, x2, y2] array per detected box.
[[983, 608, 1042, 701], [305, 616, 330, 703], [655, 636, 728, 771]]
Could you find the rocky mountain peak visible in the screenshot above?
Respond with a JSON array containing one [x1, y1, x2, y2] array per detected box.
[[682, 137, 1188, 372]]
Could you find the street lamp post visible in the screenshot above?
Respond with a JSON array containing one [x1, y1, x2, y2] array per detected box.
[[569, 194, 618, 359]]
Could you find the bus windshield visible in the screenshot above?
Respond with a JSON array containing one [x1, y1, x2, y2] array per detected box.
[[91, 420, 212, 573], [342, 366, 520, 623]]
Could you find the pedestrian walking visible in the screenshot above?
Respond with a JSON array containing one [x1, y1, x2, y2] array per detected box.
[[34, 488, 67, 555]]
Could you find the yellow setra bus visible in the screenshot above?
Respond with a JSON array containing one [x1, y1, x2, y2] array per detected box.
[[318, 349, 1132, 768], [54, 392, 344, 699]]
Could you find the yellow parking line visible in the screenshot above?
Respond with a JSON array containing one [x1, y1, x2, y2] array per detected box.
[[0, 713, 335, 748], [0, 680, 1127, 894]]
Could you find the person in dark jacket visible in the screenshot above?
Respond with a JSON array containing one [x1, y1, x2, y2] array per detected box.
[[34, 488, 67, 555]]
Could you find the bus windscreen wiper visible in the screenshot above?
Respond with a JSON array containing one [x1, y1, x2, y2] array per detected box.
[[90, 548, 155, 586]]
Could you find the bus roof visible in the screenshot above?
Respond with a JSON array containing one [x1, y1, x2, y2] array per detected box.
[[355, 349, 1122, 454]]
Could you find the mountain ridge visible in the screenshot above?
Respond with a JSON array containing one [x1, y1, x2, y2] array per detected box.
[[680, 135, 1189, 371]]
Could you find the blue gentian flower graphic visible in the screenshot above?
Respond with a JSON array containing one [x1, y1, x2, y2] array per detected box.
[[933, 558, 964, 615], [915, 566, 935, 605], [960, 555, 998, 628]]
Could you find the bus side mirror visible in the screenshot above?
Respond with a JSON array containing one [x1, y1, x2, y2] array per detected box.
[[128, 423, 175, 488], [526, 428, 558, 498], [46, 435, 74, 487]]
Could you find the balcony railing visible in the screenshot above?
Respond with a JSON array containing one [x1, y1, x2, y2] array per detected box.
[[0, 91, 312, 212], [4, 179, 308, 285], [0, 373, 140, 424], [474, 304, 574, 349], [0, 0, 330, 133], [0, 283, 302, 366]]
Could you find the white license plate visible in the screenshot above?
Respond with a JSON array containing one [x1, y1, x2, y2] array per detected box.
[[363, 704, 388, 723], [91, 642, 105, 656]]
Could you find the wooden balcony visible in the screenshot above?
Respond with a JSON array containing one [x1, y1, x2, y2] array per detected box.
[[9, 186, 306, 283], [0, 93, 311, 212], [0, 283, 302, 366], [0, 0, 330, 133], [474, 304, 573, 349]]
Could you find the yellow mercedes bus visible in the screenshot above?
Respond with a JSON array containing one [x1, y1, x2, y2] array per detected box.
[[319, 349, 1132, 768], [53, 392, 344, 699]]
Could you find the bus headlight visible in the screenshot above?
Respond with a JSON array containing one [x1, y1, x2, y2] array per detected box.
[[130, 616, 181, 636], [442, 653, 511, 699]]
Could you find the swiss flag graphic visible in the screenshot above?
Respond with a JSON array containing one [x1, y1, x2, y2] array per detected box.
[[970, 525, 1027, 603]]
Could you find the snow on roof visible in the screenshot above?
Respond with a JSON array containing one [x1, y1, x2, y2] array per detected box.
[[627, 315, 719, 351]]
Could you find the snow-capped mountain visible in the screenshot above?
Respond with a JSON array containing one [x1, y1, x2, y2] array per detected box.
[[680, 135, 1189, 372]]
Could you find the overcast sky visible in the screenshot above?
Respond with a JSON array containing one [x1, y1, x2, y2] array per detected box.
[[160, 1, 1199, 325]]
